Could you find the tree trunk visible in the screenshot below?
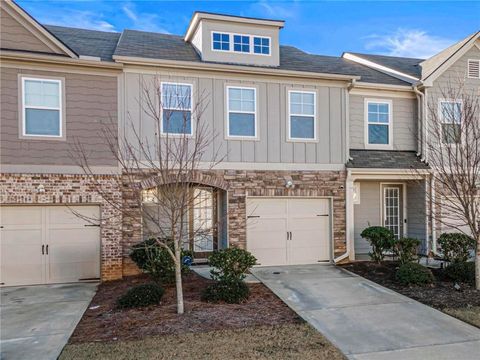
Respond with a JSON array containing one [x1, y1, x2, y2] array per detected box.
[[174, 242, 184, 314], [476, 237, 480, 290]]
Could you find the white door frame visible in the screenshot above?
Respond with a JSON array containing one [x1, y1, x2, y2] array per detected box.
[[245, 196, 334, 263], [379, 182, 407, 238]]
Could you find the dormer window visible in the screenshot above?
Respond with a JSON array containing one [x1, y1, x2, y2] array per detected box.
[[233, 35, 250, 53], [253, 37, 270, 55], [212, 32, 230, 51]]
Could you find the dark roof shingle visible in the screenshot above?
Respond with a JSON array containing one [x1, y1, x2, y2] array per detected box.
[[45, 25, 121, 61], [347, 150, 430, 169], [346, 52, 424, 78]]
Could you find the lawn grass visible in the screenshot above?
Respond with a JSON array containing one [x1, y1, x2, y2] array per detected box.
[[60, 323, 345, 360], [443, 307, 480, 328]]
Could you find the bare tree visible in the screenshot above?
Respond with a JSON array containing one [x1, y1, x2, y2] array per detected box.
[[419, 79, 480, 289], [71, 76, 223, 313]]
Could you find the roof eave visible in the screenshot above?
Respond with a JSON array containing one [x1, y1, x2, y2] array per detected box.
[[113, 55, 361, 81]]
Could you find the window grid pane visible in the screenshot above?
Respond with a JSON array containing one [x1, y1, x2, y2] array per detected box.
[[367, 102, 390, 145], [24, 79, 60, 108], [233, 35, 250, 53], [212, 32, 230, 51], [253, 37, 270, 54], [162, 83, 192, 110], [228, 87, 256, 137], [290, 92, 315, 116]]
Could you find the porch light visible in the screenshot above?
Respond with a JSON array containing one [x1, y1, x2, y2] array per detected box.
[[284, 176, 295, 189]]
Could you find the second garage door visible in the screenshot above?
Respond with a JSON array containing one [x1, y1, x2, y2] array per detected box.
[[0, 205, 101, 286], [246, 198, 331, 266]]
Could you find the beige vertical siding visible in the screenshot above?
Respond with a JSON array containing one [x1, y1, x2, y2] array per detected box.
[[123, 71, 347, 165], [349, 94, 417, 151], [0, 66, 119, 166]]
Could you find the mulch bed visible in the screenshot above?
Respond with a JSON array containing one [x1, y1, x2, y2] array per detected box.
[[69, 272, 301, 344], [341, 261, 480, 310]]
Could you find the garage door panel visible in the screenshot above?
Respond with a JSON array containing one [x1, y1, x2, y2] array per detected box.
[[1, 205, 100, 286], [246, 199, 287, 217]]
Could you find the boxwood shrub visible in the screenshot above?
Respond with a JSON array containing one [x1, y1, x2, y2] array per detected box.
[[443, 262, 475, 285], [437, 232, 475, 263], [117, 283, 164, 309], [360, 226, 395, 263], [395, 262, 434, 286], [202, 280, 250, 304]]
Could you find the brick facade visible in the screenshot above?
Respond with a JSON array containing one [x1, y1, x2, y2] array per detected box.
[[122, 169, 347, 273], [0, 173, 123, 280]]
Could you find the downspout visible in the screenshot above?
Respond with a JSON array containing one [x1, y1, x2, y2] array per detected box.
[[431, 175, 437, 254], [413, 84, 424, 158], [334, 80, 356, 264]]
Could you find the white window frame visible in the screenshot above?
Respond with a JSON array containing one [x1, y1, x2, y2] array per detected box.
[[364, 98, 393, 150], [252, 36, 271, 55], [211, 32, 230, 53], [160, 82, 194, 137], [225, 85, 258, 140], [21, 76, 63, 138], [438, 98, 463, 145], [287, 90, 317, 142], [467, 59, 480, 79], [210, 31, 271, 57]]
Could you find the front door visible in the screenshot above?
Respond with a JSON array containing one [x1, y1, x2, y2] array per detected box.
[[382, 185, 403, 239], [191, 188, 216, 257]]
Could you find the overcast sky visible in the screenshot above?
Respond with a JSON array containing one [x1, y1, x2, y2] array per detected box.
[[18, 0, 480, 59]]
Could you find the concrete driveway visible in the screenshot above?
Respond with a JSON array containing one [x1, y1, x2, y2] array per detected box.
[[251, 264, 480, 360], [1, 283, 97, 360]]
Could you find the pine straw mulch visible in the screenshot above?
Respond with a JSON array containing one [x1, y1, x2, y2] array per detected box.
[[69, 272, 301, 344], [341, 261, 480, 310]]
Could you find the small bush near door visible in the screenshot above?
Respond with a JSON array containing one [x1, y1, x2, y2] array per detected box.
[[202, 248, 257, 304], [393, 237, 420, 264], [443, 262, 475, 285], [360, 226, 395, 263], [130, 238, 193, 284], [117, 283, 165, 309], [437, 233, 475, 263], [395, 262, 434, 286]]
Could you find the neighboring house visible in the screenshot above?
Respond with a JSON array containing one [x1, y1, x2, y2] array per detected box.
[[1, 0, 478, 286]]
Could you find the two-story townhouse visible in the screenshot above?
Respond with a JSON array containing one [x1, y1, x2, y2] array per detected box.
[[1, 0, 478, 287], [343, 31, 480, 258], [0, 0, 124, 285]]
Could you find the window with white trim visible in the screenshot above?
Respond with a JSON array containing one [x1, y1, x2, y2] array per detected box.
[[22, 77, 62, 137], [161, 83, 193, 135], [366, 100, 391, 147], [233, 35, 250, 53], [288, 91, 316, 140], [468, 59, 480, 79], [439, 100, 462, 144], [253, 36, 270, 55], [227, 87, 256, 138], [212, 32, 230, 51]]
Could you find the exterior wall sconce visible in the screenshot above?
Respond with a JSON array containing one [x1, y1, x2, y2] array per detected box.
[[284, 176, 295, 189]]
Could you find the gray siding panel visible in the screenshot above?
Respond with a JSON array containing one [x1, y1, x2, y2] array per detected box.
[[407, 180, 427, 253], [125, 71, 347, 165], [354, 181, 381, 255], [349, 94, 417, 151]]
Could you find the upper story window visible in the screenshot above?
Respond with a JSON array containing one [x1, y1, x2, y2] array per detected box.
[[212, 32, 230, 51], [233, 35, 250, 53], [253, 37, 270, 55], [365, 99, 392, 149], [226, 86, 256, 138], [439, 100, 462, 144], [21, 77, 62, 138], [161, 82, 193, 135], [288, 90, 316, 141], [468, 59, 480, 79]]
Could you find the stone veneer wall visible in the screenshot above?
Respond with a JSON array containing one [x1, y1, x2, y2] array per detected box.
[[122, 169, 347, 271], [0, 173, 123, 280]]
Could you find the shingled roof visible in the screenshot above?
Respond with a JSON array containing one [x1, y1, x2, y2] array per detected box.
[[344, 52, 424, 79], [347, 150, 430, 169], [45, 25, 121, 62]]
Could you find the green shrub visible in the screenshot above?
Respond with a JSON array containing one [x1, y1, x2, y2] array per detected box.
[[117, 283, 164, 309], [202, 280, 250, 304], [208, 248, 257, 283], [393, 237, 420, 264], [443, 262, 475, 285], [395, 262, 434, 286], [360, 226, 395, 263], [437, 233, 475, 263], [130, 238, 193, 284]]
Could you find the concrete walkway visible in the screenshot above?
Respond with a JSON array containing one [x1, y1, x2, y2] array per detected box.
[[1, 283, 97, 360], [251, 264, 480, 360]]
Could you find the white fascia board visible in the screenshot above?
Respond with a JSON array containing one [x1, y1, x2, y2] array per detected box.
[[343, 53, 419, 84]]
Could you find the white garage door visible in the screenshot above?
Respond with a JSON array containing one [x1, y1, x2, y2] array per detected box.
[[0, 205, 101, 286], [246, 198, 331, 266]]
